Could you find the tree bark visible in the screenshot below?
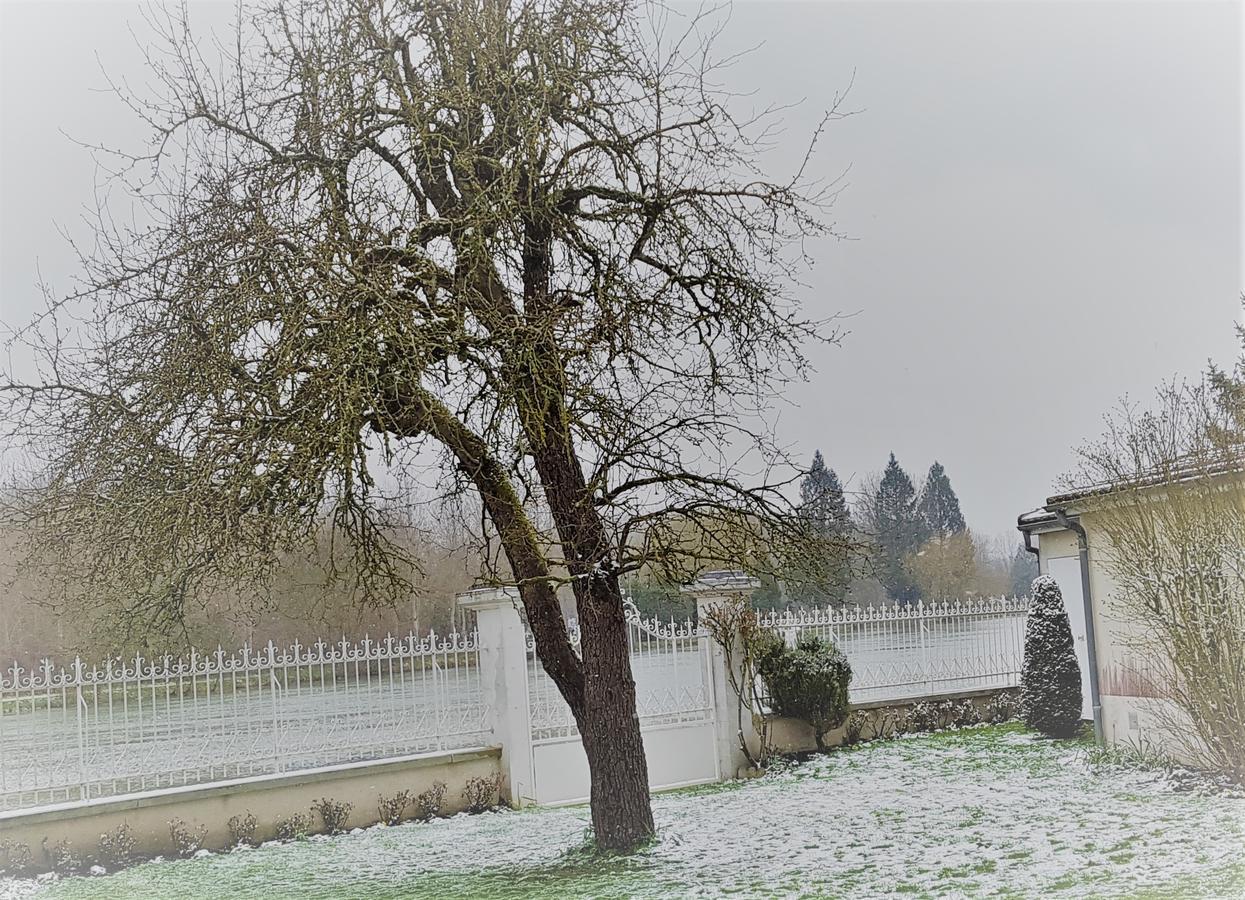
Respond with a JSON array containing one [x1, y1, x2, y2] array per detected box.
[[577, 571, 657, 850], [377, 377, 655, 851], [512, 219, 656, 850], [529, 436, 655, 851]]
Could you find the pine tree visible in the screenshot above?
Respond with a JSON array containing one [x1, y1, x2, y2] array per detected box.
[[800, 451, 851, 537], [873, 453, 926, 603], [1020, 575, 1084, 737], [1008, 543, 1039, 598], [917, 461, 966, 537], [795, 451, 852, 605]]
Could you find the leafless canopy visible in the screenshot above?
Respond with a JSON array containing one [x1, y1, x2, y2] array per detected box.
[[3, 0, 846, 632], [1067, 312, 1245, 781]]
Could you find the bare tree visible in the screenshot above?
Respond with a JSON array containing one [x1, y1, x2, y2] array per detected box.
[[1, 0, 847, 849], [1068, 319, 1245, 781], [906, 530, 977, 602]]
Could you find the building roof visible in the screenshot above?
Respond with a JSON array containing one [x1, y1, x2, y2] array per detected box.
[[1018, 451, 1244, 533]]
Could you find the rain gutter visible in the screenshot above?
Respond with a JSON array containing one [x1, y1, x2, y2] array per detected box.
[[1050, 507, 1105, 744]]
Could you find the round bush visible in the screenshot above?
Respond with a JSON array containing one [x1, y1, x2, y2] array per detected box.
[[1021, 574, 1084, 738], [757, 631, 852, 750]]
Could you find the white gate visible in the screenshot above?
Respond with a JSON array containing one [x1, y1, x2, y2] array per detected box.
[[525, 608, 719, 805]]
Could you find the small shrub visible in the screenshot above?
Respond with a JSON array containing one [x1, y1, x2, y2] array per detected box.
[[900, 700, 936, 733], [844, 709, 870, 745], [747, 628, 788, 689], [414, 781, 447, 820], [168, 818, 208, 858], [0, 842, 33, 877], [953, 698, 979, 726], [462, 774, 506, 813], [984, 691, 1021, 724], [757, 632, 852, 750], [378, 790, 412, 826], [1021, 575, 1084, 738], [96, 823, 136, 869], [274, 812, 313, 841], [873, 706, 903, 740], [227, 811, 257, 847], [312, 797, 353, 835], [47, 839, 81, 875]]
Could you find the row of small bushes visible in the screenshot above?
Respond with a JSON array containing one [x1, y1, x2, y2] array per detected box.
[[754, 573, 1083, 749], [843, 692, 1022, 746], [749, 625, 1024, 753], [0, 773, 507, 878]]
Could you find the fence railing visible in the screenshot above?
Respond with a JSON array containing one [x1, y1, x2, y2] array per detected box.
[[758, 596, 1030, 704], [525, 611, 713, 742], [1, 593, 1030, 813], [0, 632, 490, 811]]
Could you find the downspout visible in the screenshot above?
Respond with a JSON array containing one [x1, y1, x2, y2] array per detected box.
[[1050, 508, 1105, 744]]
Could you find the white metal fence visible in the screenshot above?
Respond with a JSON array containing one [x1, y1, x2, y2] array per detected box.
[[759, 596, 1030, 704], [0, 594, 1029, 813], [0, 632, 490, 811], [526, 612, 712, 742]]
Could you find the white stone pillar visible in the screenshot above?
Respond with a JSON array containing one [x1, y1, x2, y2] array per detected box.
[[683, 571, 761, 779], [457, 586, 535, 807]]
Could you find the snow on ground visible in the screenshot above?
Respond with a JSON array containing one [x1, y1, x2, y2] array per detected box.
[[3, 724, 1242, 899]]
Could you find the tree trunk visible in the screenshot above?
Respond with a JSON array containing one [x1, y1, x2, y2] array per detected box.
[[527, 433, 656, 851], [577, 574, 655, 851], [382, 377, 654, 851]]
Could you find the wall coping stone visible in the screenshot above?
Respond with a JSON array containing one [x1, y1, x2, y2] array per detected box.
[[0, 745, 501, 828]]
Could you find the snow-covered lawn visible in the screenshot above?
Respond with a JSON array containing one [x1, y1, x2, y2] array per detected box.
[[4, 724, 1243, 899]]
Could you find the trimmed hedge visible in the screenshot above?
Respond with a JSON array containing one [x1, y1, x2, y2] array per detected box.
[[757, 631, 852, 750], [1021, 575, 1084, 738]]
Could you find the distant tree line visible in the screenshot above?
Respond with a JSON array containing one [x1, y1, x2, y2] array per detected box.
[[788, 450, 1035, 607], [621, 448, 1039, 617]]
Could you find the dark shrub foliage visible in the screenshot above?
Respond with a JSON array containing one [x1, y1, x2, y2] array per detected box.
[[274, 813, 313, 841], [168, 818, 208, 858], [48, 839, 81, 875], [227, 812, 257, 848], [96, 824, 137, 869], [757, 632, 852, 750], [0, 841, 33, 877], [312, 798, 353, 835], [1021, 575, 1084, 737], [415, 781, 448, 820], [378, 790, 412, 826], [462, 774, 507, 813]]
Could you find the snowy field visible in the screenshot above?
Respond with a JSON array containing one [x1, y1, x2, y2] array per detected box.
[[5, 724, 1242, 899]]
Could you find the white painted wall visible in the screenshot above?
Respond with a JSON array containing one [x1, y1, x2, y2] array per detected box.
[[1046, 555, 1094, 721]]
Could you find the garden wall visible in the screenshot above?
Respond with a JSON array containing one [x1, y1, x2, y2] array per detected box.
[[767, 688, 1016, 755], [0, 746, 500, 874]]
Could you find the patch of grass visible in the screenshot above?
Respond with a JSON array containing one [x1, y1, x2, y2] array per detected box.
[[21, 725, 1244, 900]]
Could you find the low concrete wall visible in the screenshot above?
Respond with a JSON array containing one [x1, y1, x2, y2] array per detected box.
[[767, 688, 1015, 755], [0, 746, 501, 875]]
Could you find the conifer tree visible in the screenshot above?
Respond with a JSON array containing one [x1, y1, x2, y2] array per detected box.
[[1020, 575, 1084, 737], [1008, 543, 1039, 598], [795, 451, 853, 604], [917, 461, 967, 537], [872, 453, 926, 603], [800, 451, 851, 536]]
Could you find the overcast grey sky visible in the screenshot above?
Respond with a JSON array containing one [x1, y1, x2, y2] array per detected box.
[[1, 0, 1241, 544]]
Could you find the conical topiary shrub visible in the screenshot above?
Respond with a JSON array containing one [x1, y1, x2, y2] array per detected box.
[[1020, 575, 1084, 737]]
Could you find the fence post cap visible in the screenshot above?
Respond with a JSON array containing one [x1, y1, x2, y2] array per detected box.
[[679, 570, 759, 597], [456, 585, 521, 611]]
